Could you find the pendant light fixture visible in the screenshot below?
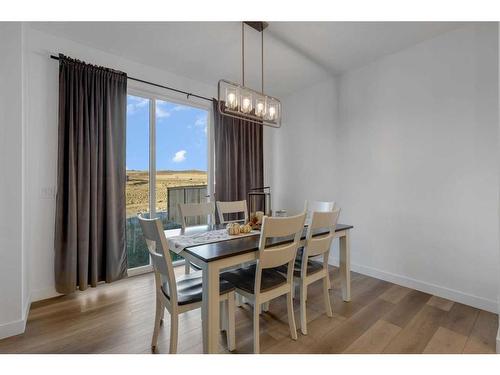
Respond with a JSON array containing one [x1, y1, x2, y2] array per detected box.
[[218, 22, 282, 128]]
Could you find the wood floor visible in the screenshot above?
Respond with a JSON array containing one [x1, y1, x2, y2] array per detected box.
[[0, 267, 497, 354]]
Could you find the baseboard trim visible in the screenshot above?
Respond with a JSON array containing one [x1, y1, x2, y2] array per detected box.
[[329, 257, 498, 313], [0, 318, 26, 340], [496, 321, 500, 354], [31, 288, 60, 302], [0, 294, 31, 340]]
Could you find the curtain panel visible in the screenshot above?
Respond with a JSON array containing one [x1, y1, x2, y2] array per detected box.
[[54, 54, 128, 294], [213, 99, 264, 221]]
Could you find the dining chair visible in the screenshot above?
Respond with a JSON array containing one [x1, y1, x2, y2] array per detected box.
[[221, 212, 307, 353], [178, 201, 215, 274], [216, 200, 249, 224], [303, 200, 336, 290], [304, 200, 336, 224], [138, 214, 236, 354], [284, 209, 340, 335]]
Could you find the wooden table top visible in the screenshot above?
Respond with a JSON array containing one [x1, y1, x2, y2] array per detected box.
[[165, 223, 353, 263]]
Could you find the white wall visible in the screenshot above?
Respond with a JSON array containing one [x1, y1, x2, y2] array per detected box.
[[0, 23, 28, 339], [336, 24, 498, 312], [273, 24, 499, 312], [271, 77, 338, 214]]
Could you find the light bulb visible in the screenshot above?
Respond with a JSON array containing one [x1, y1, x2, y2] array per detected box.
[[241, 97, 251, 113], [268, 105, 276, 119], [226, 92, 237, 109], [256, 101, 265, 117]]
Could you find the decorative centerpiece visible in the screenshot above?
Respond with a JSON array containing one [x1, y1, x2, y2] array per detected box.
[[248, 211, 264, 230], [226, 222, 253, 235], [239, 223, 252, 233], [226, 222, 240, 235]]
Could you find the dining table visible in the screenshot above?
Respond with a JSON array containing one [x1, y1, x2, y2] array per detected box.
[[164, 222, 353, 354]]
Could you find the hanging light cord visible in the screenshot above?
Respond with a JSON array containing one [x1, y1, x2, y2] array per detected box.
[[241, 21, 265, 93], [261, 24, 264, 93], [242, 22, 245, 86]]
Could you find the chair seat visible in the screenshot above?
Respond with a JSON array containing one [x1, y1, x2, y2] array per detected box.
[[220, 264, 287, 294], [161, 271, 234, 306], [276, 258, 324, 277]]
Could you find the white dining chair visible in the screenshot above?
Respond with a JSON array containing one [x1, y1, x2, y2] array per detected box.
[[178, 202, 215, 274], [288, 209, 340, 335], [304, 200, 336, 224], [216, 200, 248, 224], [178, 201, 215, 229], [138, 214, 236, 354], [303, 200, 336, 290], [221, 213, 306, 353]]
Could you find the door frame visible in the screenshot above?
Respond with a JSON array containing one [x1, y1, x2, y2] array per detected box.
[[126, 86, 213, 273]]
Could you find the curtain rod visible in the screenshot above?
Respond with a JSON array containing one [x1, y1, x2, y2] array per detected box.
[[50, 54, 213, 103]]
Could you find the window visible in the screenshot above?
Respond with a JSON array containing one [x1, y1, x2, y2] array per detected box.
[[126, 92, 210, 270]]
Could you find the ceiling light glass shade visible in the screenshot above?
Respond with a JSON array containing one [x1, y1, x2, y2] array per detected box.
[[265, 97, 280, 122], [255, 97, 266, 118], [225, 86, 239, 110], [240, 90, 253, 114], [218, 79, 281, 128]]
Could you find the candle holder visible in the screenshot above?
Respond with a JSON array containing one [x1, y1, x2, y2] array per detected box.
[[247, 186, 272, 220]]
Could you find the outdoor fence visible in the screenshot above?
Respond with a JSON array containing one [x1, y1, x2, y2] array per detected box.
[[126, 185, 208, 269]]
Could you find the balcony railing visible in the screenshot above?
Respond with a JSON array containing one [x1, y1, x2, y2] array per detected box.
[[167, 185, 209, 225], [126, 184, 208, 269]]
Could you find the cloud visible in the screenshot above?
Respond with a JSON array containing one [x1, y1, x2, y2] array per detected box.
[[172, 104, 190, 112], [194, 116, 207, 134], [172, 150, 187, 163], [156, 101, 171, 119], [127, 97, 148, 115]]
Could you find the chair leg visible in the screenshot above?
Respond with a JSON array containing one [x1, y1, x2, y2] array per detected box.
[[184, 260, 191, 274], [236, 293, 243, 307], [227, 292, 236, 351], [169, 310, 179, 354], [287, 292, 298, 341], [253, 303, 260, 354], [160, 305, 165, 326], [151, 297, 163, 351], [220, 300, 228, 332], [323, 276, 333, 317], [299, 282, 308, 335]]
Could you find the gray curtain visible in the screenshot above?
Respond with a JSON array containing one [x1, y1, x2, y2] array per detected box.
[[54, 54, 128, 294], [213, 99, 264, 219]]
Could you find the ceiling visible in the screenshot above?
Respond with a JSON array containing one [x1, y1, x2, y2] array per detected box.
[[30, 22, 467, 97]]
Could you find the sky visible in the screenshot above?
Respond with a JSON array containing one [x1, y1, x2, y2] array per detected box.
[[126, 95, 208, 171]]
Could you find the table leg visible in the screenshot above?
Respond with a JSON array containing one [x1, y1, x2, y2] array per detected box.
[[202, 262, 220, 354], [339, 231, 351, 302]]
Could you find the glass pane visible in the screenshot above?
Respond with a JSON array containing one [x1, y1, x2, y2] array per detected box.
[[126, 95, 151, 269], [155, 100, 208, 263]]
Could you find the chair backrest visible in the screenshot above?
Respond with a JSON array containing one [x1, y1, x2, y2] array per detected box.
[[255, 213, 306, 292], [302, 209, 341, 272], [138, 214, 178, 304], [178, 201, 215, 229], [216, 200, 249, 224], [304, 200, 336, 224]]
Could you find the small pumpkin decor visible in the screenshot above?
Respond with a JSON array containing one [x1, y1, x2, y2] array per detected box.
[[226, 222, 241, 235], [248, 211, 264, 230], [239, 223, 252, 234]]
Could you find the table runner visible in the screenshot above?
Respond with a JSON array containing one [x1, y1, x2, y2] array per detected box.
[[167, 229, 260, 254]]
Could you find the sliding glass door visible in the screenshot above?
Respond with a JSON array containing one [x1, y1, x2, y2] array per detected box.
[[125, 91, 210, 271], [155, 99, 209, 229], [126, 95, 151, 270]]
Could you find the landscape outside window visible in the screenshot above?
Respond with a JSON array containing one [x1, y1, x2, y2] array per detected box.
[[126, 95, 208, 269]]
